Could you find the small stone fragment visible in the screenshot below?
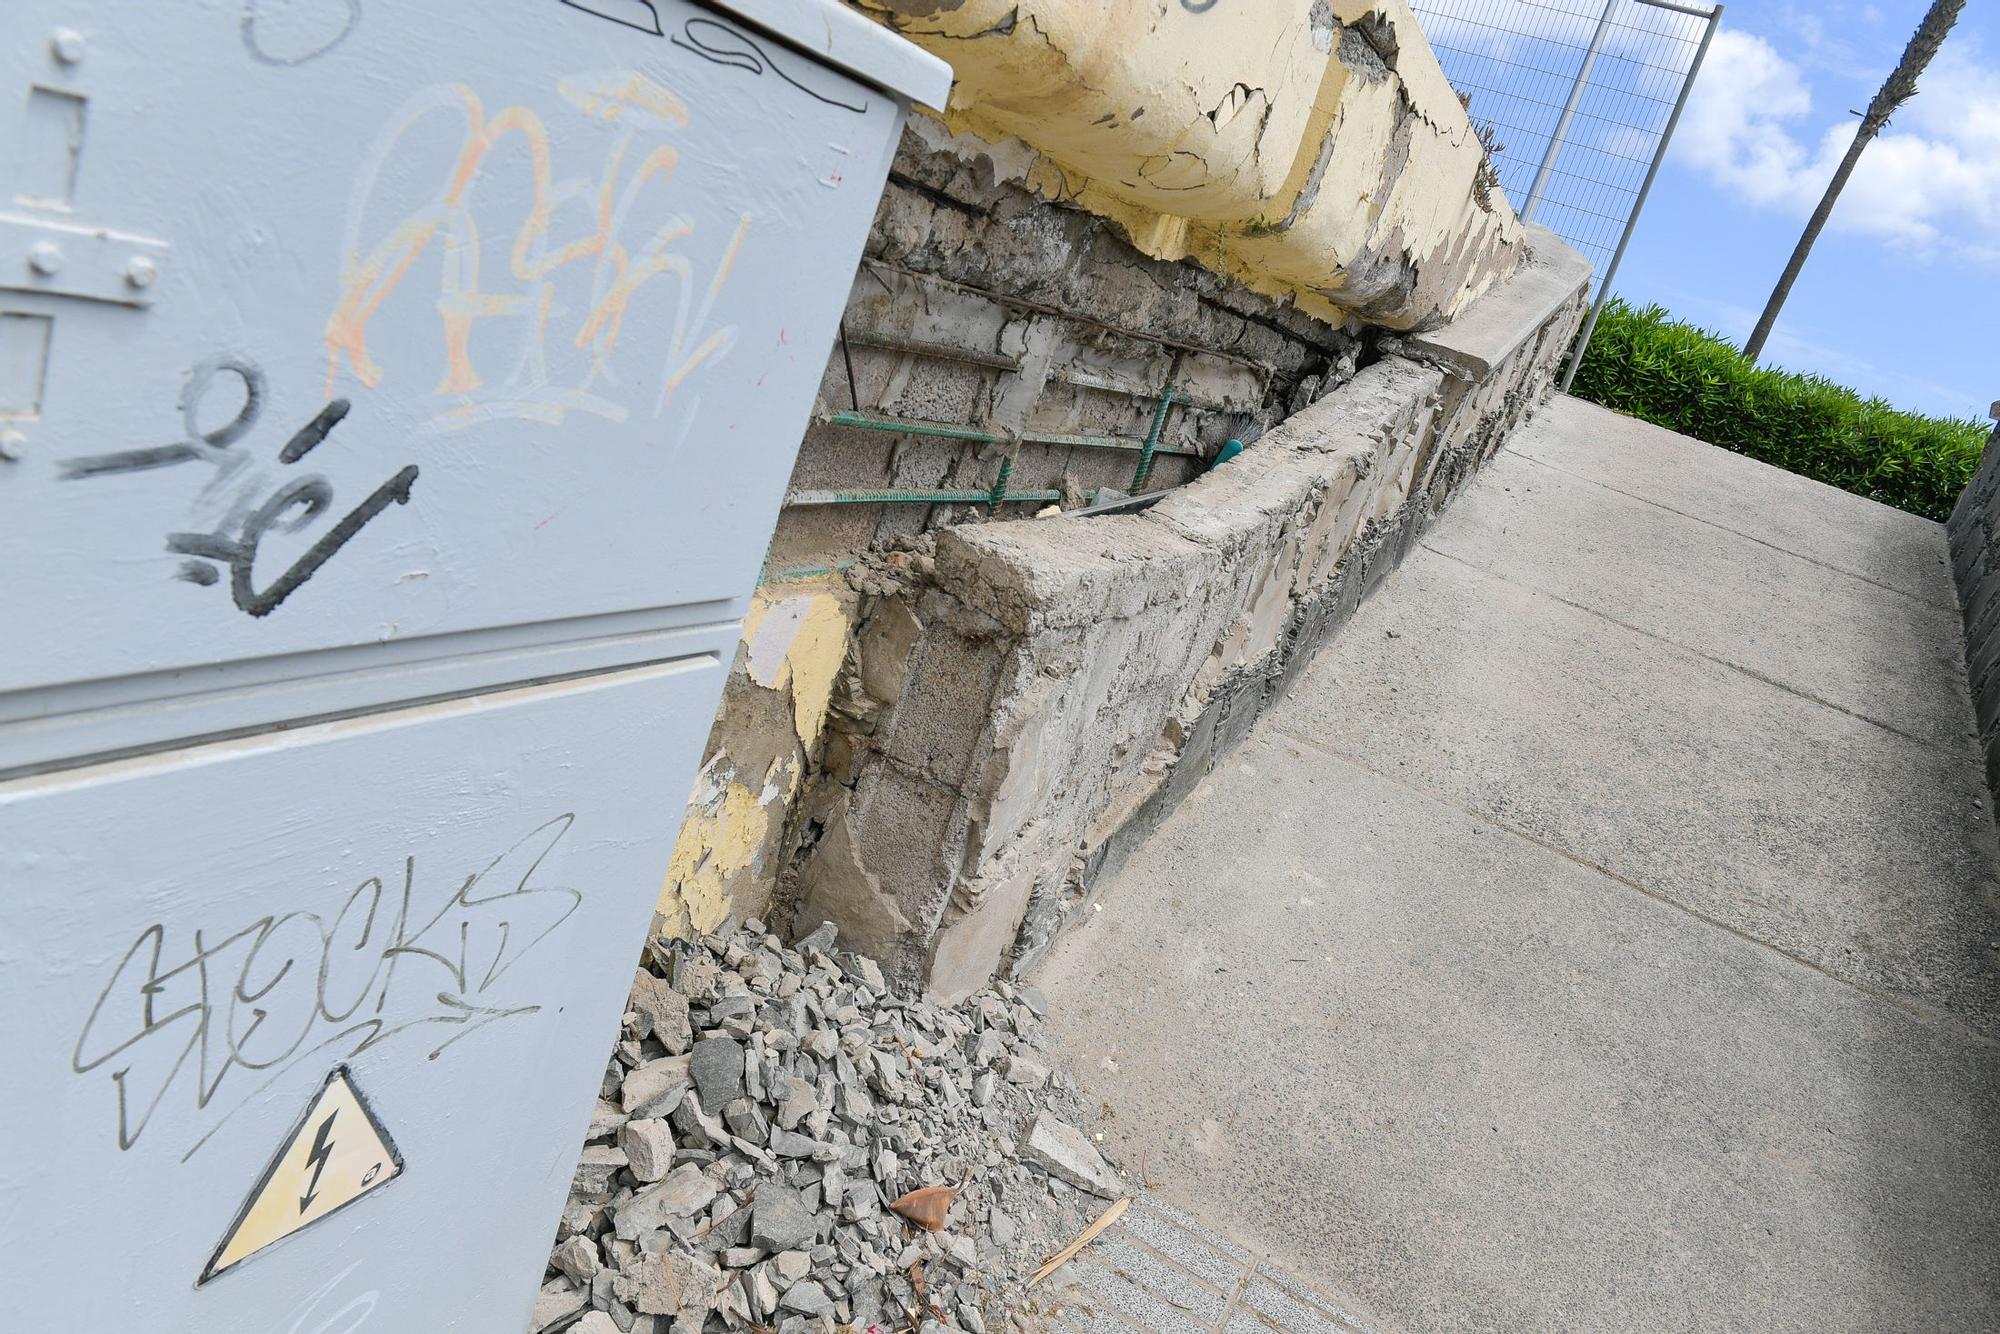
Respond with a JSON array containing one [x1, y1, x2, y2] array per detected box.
[[1002, 1054, 1050, 1088], [619, 1118, 675, 1182], [621, 1055, 691, 1117], [671, 954, 721, 1000], [630, 969, 693, 1054], [656, 1163, 721, 1216], [551, 1234, 600, 1285], [780, 1279, 832, 1315], [1023, 1113, 1121, 1197], [690, 1035, 747, 1107], [586, 1098, 628, 1141], [751, 1185, 821, 1251], [767, 1128, 821, 1159], [847, 954, 887, 992], [530, 1279, 587, 1332], [570, 1144, 627, 1196]]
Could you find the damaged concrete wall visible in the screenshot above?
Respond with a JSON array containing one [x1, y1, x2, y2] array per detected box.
[[788, 228, 1592, 1000], [655, 0, 1541, 956], [655, 122, 1376, 935], [844, 0, 1524, 330], [1946, 409, 2000, 804], [769, 121, 1372, 576]]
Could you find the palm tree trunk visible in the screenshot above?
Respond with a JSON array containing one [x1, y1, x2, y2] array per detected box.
[[1742, 0, 1966, 364], [1742, 124, 1879, 363]]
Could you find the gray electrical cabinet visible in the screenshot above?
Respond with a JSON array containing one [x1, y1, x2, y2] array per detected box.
[[0, 4, 946, 1329]]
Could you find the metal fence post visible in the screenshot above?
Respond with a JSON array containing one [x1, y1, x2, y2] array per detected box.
[[1560, 2, 1723, 392], [1521, 0, 1620, 222]]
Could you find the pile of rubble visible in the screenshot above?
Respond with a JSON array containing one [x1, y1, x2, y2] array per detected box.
[[530, 921, 1125, 1334]]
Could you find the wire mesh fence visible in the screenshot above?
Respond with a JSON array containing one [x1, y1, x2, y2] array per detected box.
[[1409, 0, 1721, 385], [1411, 0, 1717, 282]]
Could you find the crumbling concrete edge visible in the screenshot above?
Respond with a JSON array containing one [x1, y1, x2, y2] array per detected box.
[[789, 234, 1592, 1000], [1946, 408, 2000, 804], [1399, 224, 1592, 380]]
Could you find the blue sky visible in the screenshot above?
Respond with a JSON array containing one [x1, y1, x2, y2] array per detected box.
[[1422, 0, 1997, 422]]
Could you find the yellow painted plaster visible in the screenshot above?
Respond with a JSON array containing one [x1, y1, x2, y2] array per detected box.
[[656, 585, 858, 936], [658, 763, 771, 936], [849, 0, 1522, 327], [744, 590, 852, 747]]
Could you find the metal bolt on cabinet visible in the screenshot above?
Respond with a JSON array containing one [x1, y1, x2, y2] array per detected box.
[[0, 3, 946, 1329]]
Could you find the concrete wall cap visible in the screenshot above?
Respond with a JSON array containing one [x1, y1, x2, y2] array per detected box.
[[1402, 225, 1592, 380], [934, 518, 1211, 633]]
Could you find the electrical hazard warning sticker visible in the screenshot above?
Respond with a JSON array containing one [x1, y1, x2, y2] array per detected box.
[[199, 1066, 404, 1284]]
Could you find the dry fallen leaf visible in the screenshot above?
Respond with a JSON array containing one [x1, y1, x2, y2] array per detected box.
[[889, 1183, 960, 1231]]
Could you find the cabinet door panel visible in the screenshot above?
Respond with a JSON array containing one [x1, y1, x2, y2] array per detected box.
[[0, 653, 722, 1331]]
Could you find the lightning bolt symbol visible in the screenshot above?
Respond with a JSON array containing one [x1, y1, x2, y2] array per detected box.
[[299, 1110, 337, 1214]]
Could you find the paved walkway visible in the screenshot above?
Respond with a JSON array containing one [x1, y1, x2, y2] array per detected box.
[[1031, 396, 2000, 1332]]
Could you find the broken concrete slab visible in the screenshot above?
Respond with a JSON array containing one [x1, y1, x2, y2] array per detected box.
[[1024, 1113, 1122, 1198], [621, 1055, 691, 1118]]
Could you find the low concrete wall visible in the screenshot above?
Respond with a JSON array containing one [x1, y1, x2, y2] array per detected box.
[[790, 227, 1592, 998], [1946, 408, 2000, 798], [650, 123, 1374, 940]]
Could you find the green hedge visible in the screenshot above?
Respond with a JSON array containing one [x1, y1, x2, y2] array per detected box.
[[1569, 299, 1989, 521]]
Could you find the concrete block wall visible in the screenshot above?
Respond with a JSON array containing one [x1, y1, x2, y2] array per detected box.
[[768, 119, 1373, 577], [1946, 408, 2000, 799], [652, 123, 1371, 940], [789, 228, 1593, 999]]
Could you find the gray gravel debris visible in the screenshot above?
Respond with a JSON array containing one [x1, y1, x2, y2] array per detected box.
[[532, 921, 1121, 1333]]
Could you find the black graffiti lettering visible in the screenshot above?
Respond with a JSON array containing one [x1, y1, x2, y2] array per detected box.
[[556, 2, 868, 113], [280, 397, 353, 463], [670, 17, 870, 114], [60, 354, 414, 616], [242, 0, 363, 67], [168, 463, 420, 617], [70, 814, 581, 1158], [558, 0, 663, 37], [59, 356, 264, 482]]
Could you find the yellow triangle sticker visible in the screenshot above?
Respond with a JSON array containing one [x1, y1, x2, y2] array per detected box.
[[200, 1066, 404, 1285]]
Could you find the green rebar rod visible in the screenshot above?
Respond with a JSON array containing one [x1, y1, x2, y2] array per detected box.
[[1018, 428, 1201, 458], [843, 331, 1022, 372], [988, 454, 1014, 512], [787, 488, 1062, 506], [1131, 384, 1178, 492], [823, 410, 999, 443], [825, 410, 1203, 458]]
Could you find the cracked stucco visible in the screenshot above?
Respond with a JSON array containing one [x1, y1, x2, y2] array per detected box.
[[845, 0, 1524, 330]]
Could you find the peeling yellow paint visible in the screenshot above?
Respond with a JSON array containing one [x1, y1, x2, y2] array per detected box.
[[743, 589, 852, 748], [657, 763, 778, 937], [655, 587, 856, 936], [849, 0, 1521, 328]]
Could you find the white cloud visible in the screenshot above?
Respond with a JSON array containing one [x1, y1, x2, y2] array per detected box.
[[1674, 30, 1815, 207], [1673, 30, 2000, 256]]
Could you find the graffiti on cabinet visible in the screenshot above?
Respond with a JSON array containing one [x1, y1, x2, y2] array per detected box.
[[70, 813, 582, 1161], [325, 73, 752, 436], [58, 355, 420, 616]]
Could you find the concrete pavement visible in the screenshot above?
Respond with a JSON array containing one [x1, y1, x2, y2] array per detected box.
[[1030, 396, 2000, 1331]]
